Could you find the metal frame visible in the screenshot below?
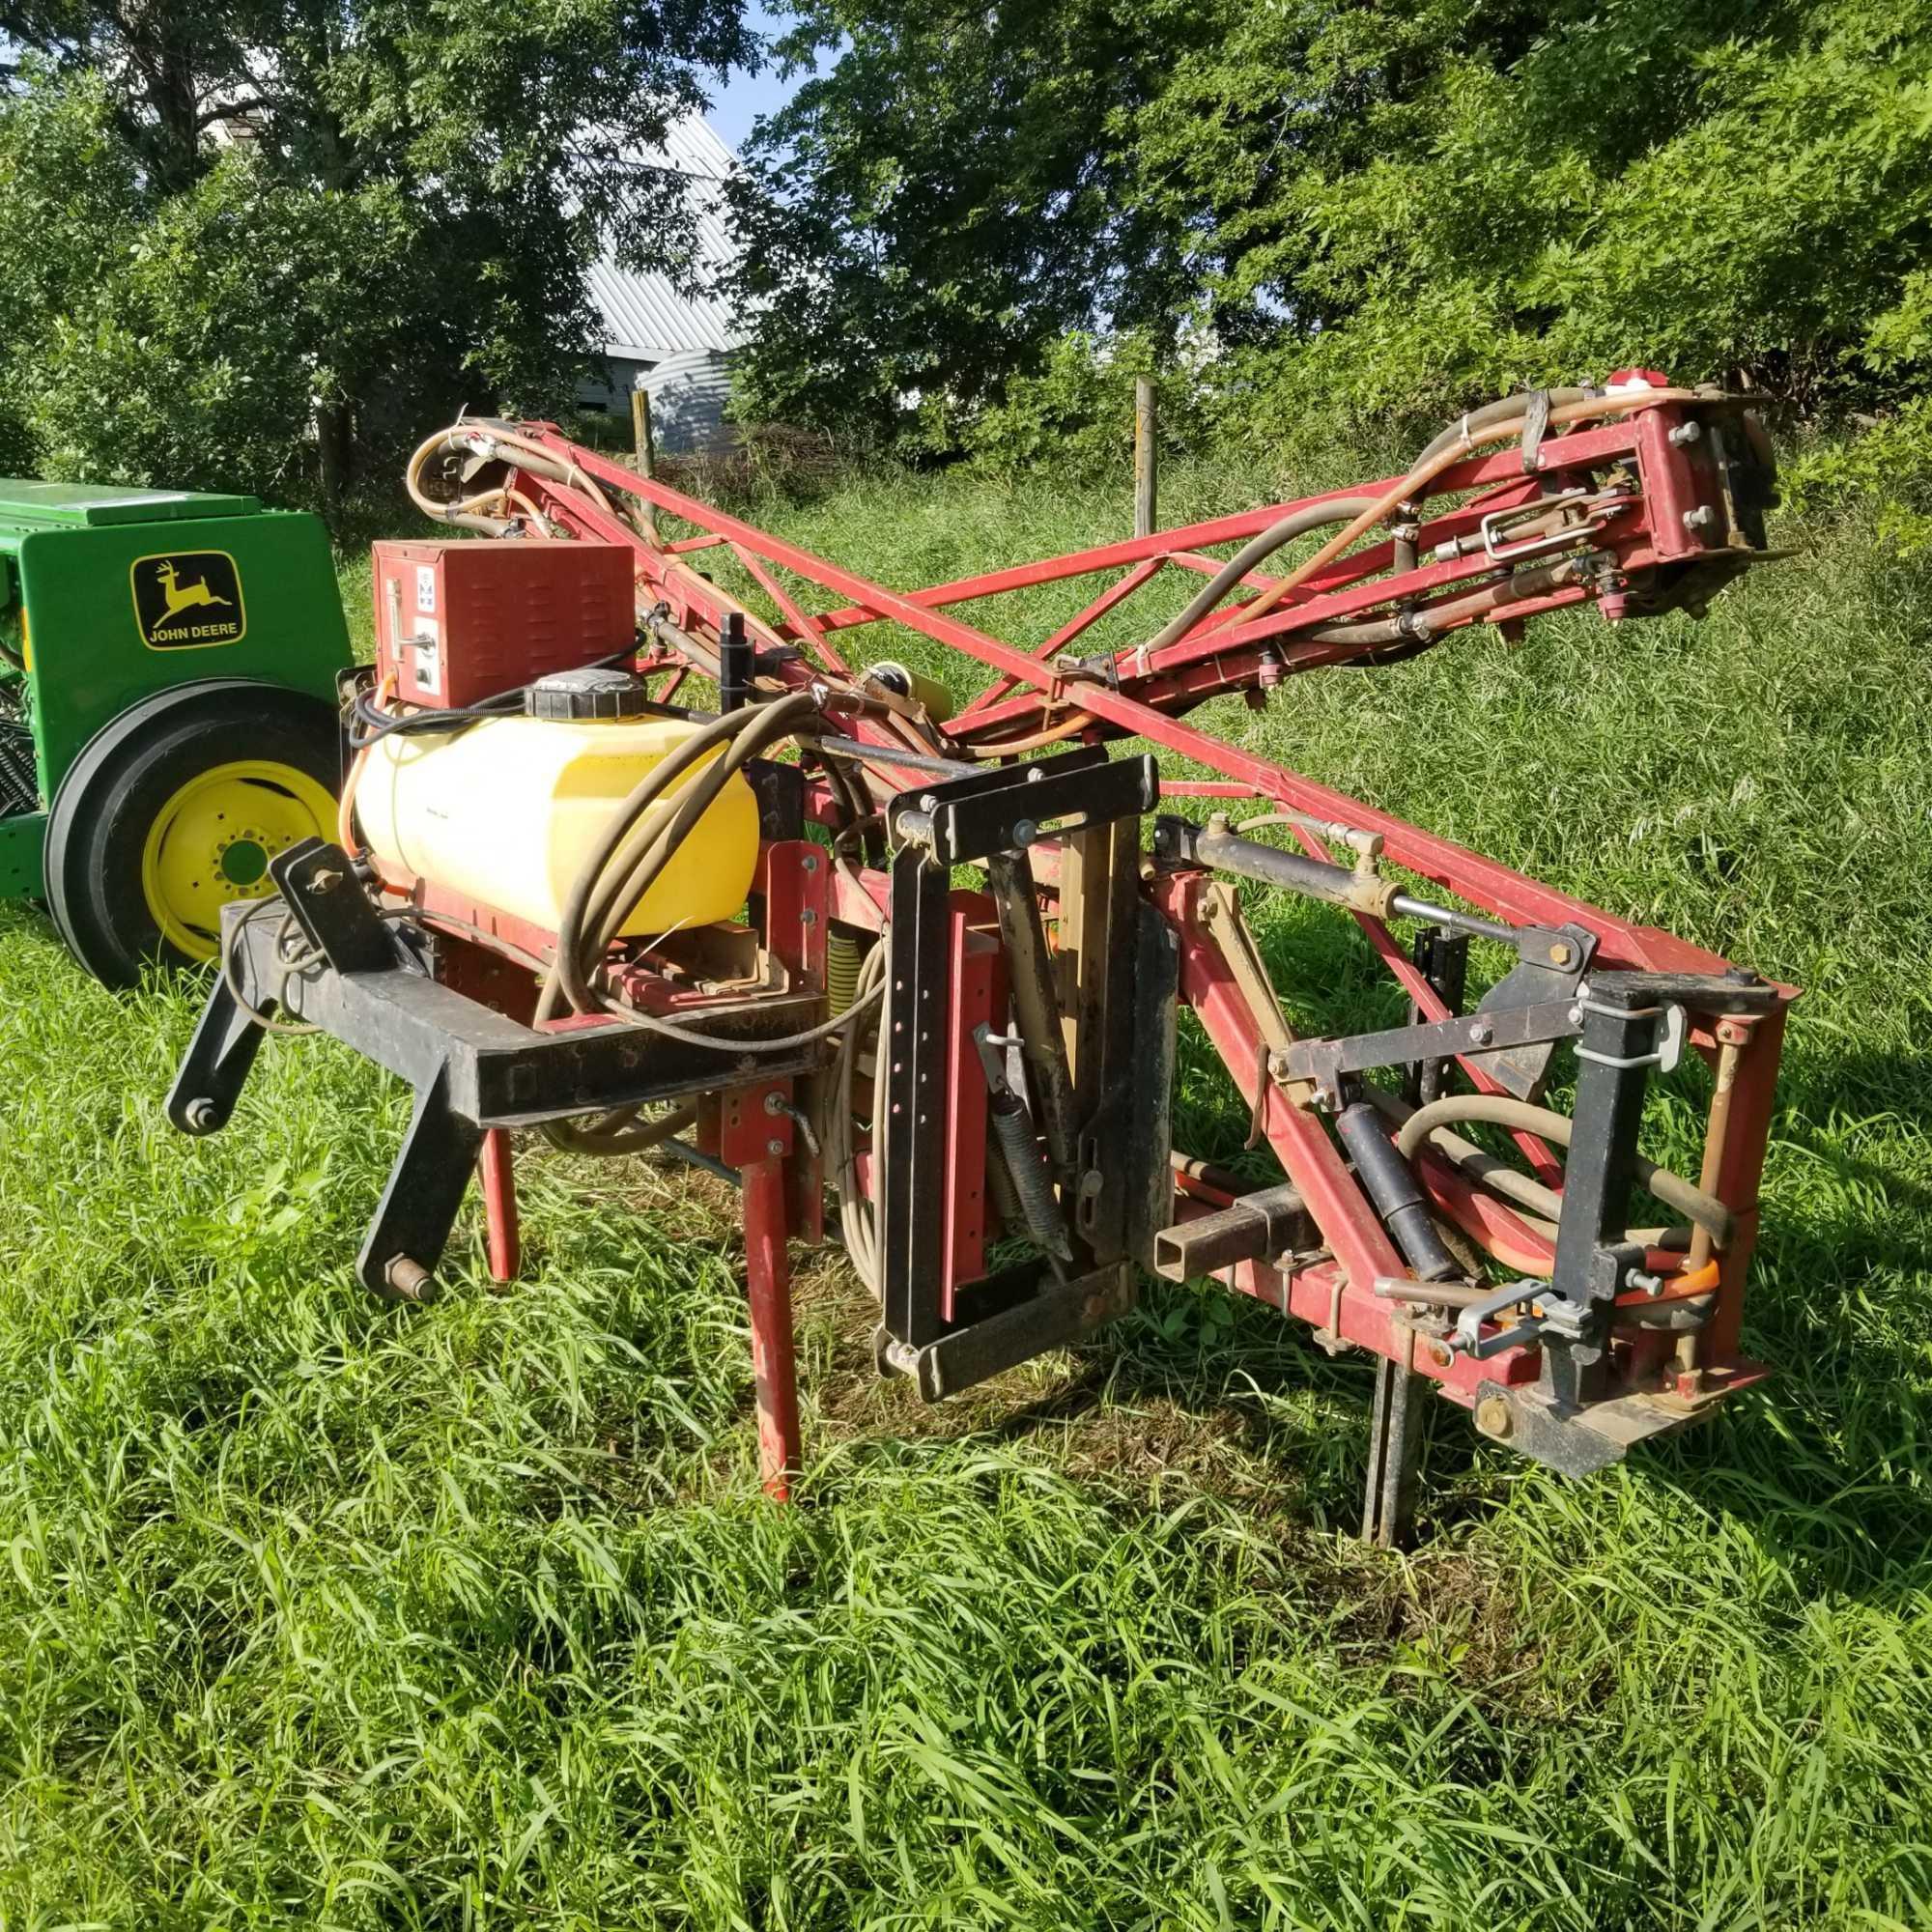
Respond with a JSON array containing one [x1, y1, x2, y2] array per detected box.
[[170, 384, 1796, 1523]]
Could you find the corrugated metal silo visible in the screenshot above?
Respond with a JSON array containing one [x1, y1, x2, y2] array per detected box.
[[639, 349, 736, 456]]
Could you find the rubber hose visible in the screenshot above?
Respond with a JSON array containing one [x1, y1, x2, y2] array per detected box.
[[543, 1101, 699, 1159], [534, 696, 810, 1170], [1394, 1094, 1732, 1248], [1229, 387, 1696, 638], [830, 941, 888, 1293], [988, 1094, 1073, 1262], [1301, 554, 1591, 655], [575, 695, 815, 980], [1411, 388, 1593, 471], [1360, 1086, 1692, 1260], [955, 708, 1097, 757], [594, 691, 813, 931], [1144, 498, 1378, 655], [577, 747, 748, 965], [572, 725, 753, 952], [535, 702, 765, 1022]]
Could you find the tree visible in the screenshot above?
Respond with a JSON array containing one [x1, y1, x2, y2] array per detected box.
[[0, 0, 755, 512], [723, 0, 1219, 451], [1135, 0, 1932, 445], [729, 0, 1932, 465]]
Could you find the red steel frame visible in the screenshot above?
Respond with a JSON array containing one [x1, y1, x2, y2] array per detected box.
[[401, 388, 1790, 1492]]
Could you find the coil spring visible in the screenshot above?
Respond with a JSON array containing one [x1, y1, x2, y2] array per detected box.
[[988, 1094, 1073, 1261], [826, 926, 862, 1016]]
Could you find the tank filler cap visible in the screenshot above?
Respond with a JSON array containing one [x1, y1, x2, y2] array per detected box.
[[526, 666, 653, 722]]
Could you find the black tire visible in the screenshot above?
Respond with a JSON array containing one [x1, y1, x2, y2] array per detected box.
[[44, 679, 341, 987]]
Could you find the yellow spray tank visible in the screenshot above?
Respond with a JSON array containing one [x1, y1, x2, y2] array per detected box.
[[355, 669, 760, 935]]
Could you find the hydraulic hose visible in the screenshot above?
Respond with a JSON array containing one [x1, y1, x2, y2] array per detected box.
[[571, 694, 818, 992], [533, 701, 775, 1023], [956, 708, 1098, 757], [1410, 387, 1594, 471], [1120, 386, 1689, 672], [544, 1101, 699, 1159], [829, 939, 890, 1294], [1360, 1083, 1701, 1257], [407, 420, 799, 677], [406, 423, 624, 538], [1226, 386, 1696, 638], [1299, 554, 1597, 655], [1143, 497, 1378, 655], [1393, 1093, 1732, 1249]]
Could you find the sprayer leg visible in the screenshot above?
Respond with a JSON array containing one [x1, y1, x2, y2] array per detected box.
[[1362, 1354, 1426, 1549], [479, 1128, 520, 1285], [743, 1155, 803, 1501]]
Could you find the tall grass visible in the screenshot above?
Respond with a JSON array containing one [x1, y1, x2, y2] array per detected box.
[[1, 456, 1929, 1926]]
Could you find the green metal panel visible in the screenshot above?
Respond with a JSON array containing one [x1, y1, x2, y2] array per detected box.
[[0, 479, 260, 530], [0, 810, 44, 898], [15, 509, 350, 799]]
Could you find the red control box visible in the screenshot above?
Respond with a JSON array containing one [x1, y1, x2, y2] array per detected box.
[[372, 538, 636, 709]]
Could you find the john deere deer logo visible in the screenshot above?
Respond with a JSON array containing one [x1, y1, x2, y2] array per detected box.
[[132, 551, 246, 649]]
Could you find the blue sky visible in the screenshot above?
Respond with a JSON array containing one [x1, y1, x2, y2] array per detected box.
[[703, 3, 822, 155]]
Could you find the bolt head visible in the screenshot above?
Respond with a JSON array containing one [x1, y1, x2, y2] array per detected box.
[[1468, 1021, 1495, 1047], [1475, 1395, 1514, 1439], [308, 867, 343, 894], [184, 1097, 218, 1133], [766, 1136, 786, 1156], [1010, 818, 1037, 848], [1548, 941, 1574, 967]]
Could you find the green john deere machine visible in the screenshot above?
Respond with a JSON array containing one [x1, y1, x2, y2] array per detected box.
[[0, 479, 350, 986]]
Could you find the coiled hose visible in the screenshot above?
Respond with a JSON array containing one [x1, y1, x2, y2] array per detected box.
[[534, 693, 885, 1155], [827, 938, 890, 1293]]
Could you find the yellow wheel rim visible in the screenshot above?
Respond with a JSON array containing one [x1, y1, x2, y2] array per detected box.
[[139, 759, 336, 959]]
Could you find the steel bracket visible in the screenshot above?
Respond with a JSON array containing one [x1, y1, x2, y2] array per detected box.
[[888, 746, 1158, 864], [878, 1260, 1136, 1402], [1275, 997, 1583, 1109]]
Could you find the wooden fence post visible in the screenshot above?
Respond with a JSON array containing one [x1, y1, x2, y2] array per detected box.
[[1133, 376, 1158, 539], [631, 382, 659, 541]]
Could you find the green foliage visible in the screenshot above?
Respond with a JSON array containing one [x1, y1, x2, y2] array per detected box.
[[4, 477, 1932, 1922], [0, 0, 753, 516], [2, 99, 436, 503], [1786, 401, 1932, 554], [734, 0, 1932, 522], [1189, 0, 1932, 450], [724, 0, 1211, 451], [956, 330, 1205, 478]]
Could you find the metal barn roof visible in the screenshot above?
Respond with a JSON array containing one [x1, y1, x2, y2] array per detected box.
[[588, 116, 745, 364]]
